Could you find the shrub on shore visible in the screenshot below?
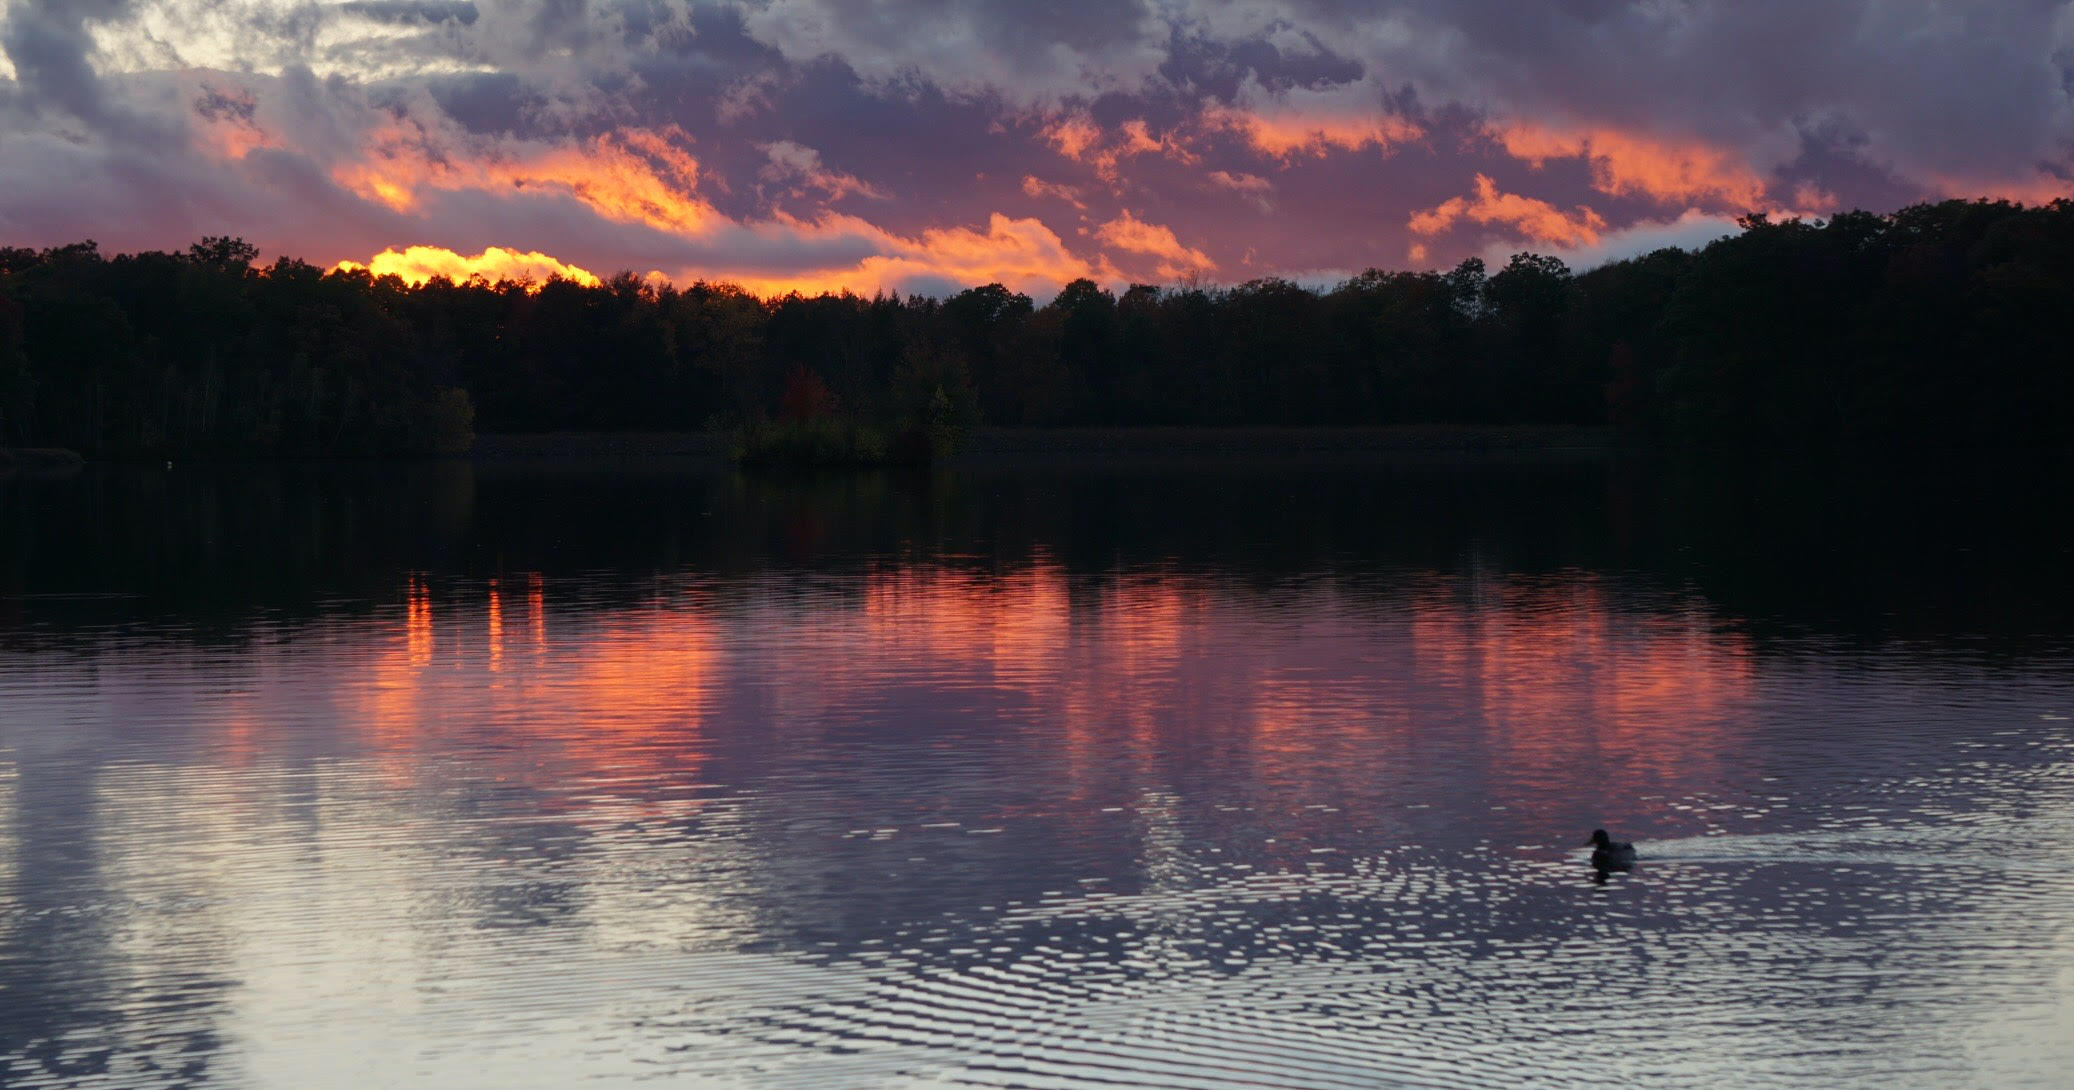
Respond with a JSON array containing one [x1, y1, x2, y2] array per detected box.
[[731, 418, 894, 466], [729, 405, 965, 468], [0, 447, 84, 473]]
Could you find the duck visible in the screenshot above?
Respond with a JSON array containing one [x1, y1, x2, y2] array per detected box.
[[1587, 829, 1637, 870]]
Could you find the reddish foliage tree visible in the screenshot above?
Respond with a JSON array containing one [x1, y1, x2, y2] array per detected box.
[[778, 365, 835, 422]]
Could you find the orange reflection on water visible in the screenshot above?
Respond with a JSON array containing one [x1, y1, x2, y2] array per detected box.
[[859, 562, 1073, 690], [528, 573, 547, 650], [552, 610, 718, 742], [343, 565, 1752, 829], [486, 581, 504, 673], [1058, 575, 1200, 757], [405, 576, 434, 668], [843, 564, 1759, 815], [351, 577, 716, 808], [1405, 577, 1756, 817]]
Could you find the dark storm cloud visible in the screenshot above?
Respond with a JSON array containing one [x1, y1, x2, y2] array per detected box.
[[1157, 26, 1365, 104], [730, 0, 2074, 183], [194, 85, 257, 124], [425, 72, 538, 134], [747, 0, 1158, 74], [1774, 121, 1931, 215], [2, 0, 138, 128]]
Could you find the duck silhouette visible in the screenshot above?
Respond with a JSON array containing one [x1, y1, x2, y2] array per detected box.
[[1587, 829, 1637, 873]]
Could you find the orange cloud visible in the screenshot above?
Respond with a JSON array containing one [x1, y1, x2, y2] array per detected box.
[[710, 212, 1111, 298], [288, 111, 1117, 298], [1205, 102, 1422, 159], [200, 123, 275, 161], [1409, 174, 1608, 248], [1119, 119, 1197, 165], [333, 246, 603, 288], [1095, 209, 1215, 279], [193, 110, 275, 161], [334, 123, 713, 235], [1919, 170, 2072, 206], [1042, 115, 1103, 161], [1039, 115, 1196, 182], [1491, 121, 1769, 208]]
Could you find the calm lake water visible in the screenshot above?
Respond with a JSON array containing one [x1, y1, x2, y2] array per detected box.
[[3, 457, 2072, 1088]]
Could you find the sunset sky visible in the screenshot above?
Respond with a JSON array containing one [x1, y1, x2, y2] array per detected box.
[[3, 0, 2071, 297]]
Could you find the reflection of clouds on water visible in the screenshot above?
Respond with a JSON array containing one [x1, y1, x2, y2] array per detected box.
[[1, 551, 2072, 1086]]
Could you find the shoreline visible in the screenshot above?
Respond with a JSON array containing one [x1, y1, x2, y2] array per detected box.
[[469, 425, 1621, 463], [957, 425, 1616, 459], [0, 448, 86, 475]]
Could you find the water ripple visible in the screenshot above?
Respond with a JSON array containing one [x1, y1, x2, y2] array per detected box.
[[3, 550, 2072, 1088]]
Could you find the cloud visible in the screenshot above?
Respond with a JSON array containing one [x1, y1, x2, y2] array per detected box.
[[2, 0, 157, 135], [758, 140, 887, 203], [1041, 115, 1196, 183], [1207, 169, 1273, 211], [1095, 209, 1215, 279], [1499, 209, 1744, 272], [336, 2, 479, 27], [711, 212, 1109, 300], [332, 122, 712, 235], [1488, 121, 1769, 210], [1409, 174, 1608, 252], [3, 0, 2070, 296], [1207, 170, 1271, 194], [1201, 78, 1424, 159], [737, 0, 1166, 107], [1021, 175, 1087, 209]]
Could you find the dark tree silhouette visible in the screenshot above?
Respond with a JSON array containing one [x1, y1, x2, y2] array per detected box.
[[5, 199, 2074, 458]]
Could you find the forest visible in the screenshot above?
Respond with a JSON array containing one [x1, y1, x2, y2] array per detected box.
[[1, 198, 2070, 459]]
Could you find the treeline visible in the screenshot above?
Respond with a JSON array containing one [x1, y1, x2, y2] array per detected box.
[[0, 239, 474, 457], [3, 198, 2072, 457]]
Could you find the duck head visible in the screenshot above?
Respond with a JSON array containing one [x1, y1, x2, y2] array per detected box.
[[1586, 829, 1612, 848]]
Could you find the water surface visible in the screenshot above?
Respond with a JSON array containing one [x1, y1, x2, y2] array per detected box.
[[3, 459, 2072, 1088]]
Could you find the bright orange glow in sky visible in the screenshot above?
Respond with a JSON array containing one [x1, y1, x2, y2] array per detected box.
[[334, 246, 604, 288], [705, 213, 1113, 298]]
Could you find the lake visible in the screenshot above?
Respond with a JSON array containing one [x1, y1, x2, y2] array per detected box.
[[3, 456, 2072, 1088]]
